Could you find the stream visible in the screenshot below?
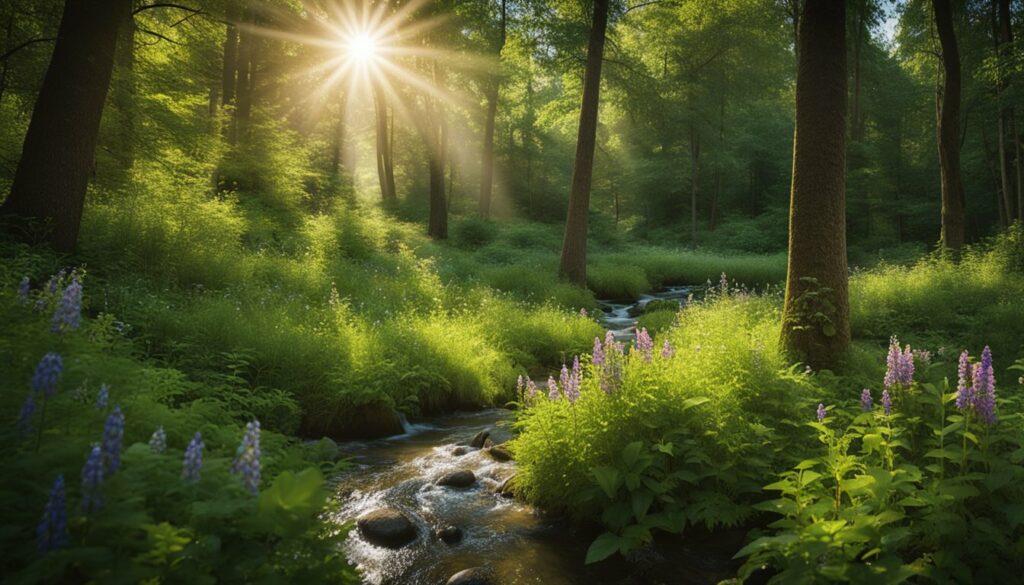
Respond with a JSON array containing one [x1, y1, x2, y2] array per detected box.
[[330, 287, 741, 585]]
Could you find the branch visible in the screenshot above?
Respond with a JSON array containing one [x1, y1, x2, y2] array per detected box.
[[0, 37, 56, 62], [623, 0, 676, 15], [132, 3, 203, 16], [138, 28, 182, 45]]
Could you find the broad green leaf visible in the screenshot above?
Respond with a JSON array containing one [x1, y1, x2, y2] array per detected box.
[[585, 532, 622, 564], [592, 466, 621, 499]]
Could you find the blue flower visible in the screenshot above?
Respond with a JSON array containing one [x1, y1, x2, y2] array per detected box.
[[51, 275, 82, 333], [95, 384, 109, 410], [31, 353, 63, 398], [182, 432, 204, 483], [232, 420, 262, 494], [149, 426, 167, 454], [81, 446, 104, 513], [101, 406, 125, 477], [860, 389, 873, 412], [547, 376, 559, 401], [973, 346, 997, 425], [36, 475, 68, 554], [18, 276, 30, 304]]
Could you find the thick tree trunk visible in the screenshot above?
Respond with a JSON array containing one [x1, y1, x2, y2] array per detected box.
[[373, 84, 396, 202], [1, 0, 132, 253], [933, 0, 967, 251], [558, 0, 609, 286], [780, 0, 850, 369]]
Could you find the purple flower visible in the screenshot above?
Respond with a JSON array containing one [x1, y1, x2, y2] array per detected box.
[[860, 389, 873, 412], [955, 350, 974, 410], [881, 390, 892, 416], [36, 475, 68, 554], [912, 349, 933, 364], [182, 432, 204, 483], [816, 403, 827, 422], [81, 446, 104, 513], [547, 376, 559, 401], [592, 337, 605, 366], [18, 276, 30, 304], [973, 346, 997, 425], [516, 375, 524, 397], [95, 384, 109, 410], [18, 391, 36, 435], [232, 420, 262, 494], [636, 327, 654, 362], [101, 406, 125, 477], [564, 356, 581, 404], [31, 353, 63, 398], [525, 379, 538, 402], [46, 270, 65, 295], [149, 426, 167, 454], [51, 275, 82, 333], [884, 336, 914, 389], [661, 339, 675, 359]]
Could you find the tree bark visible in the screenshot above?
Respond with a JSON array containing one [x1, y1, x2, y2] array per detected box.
[[230, 13, 255, 145], [373, 83, 396, 202], [478, 0, 506, 218], [994, 0, 1015, 223], [1, 0, 132, 253], [558, 0, 609, 286], [933, 0, 966, 251], [111, 4, 136, 172], [427, 63, 447, 239], [780, 0, 850, 369], [221, 23, 238, 107]]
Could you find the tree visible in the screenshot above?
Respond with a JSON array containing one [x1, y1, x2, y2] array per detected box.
[[558, 0, 610, 286], [993, 0, 1018, 223], [932, 0, 966, 251], [1, 0, 133, 253], [373, 82, 397, 202], [478, 0, 506, 218], [780, 0, 850, 369]]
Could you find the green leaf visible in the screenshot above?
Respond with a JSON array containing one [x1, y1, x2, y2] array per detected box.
[[631, 490, 654, 521], [585, 532, 622, 564], [681, 396, 710, 410], [592, 466, 621, 499], [621, 441, 644, 468]]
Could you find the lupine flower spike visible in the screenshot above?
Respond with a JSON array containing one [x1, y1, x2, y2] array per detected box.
[[816, 403, 827, 423], [32, 353, 63, 398], [884, 336, 914, 389], [51, 275, 82, 333], [37, 475, 68, 554], [636, 328, 654, 362], [18, 276, 30, 304], [955, 350, 973, 410], [95, 384, 109, 410], [860, 389, 873, 412], [881, 390, 892, 416], [565, 356, 581, 404], [973, 346, 997, 425], [592, 337, 605, 366], [149, 426, 167, 454], [232, 421, 262, 494], [182, 432, 204, 482], [102, 406, 125, 477], [661, 339, 675, 359], [81, 446, 104, 513]]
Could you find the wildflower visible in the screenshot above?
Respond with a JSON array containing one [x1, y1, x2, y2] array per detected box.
[[149, 426, 167, 454], [860, 389, 873, 412], [81, 446, 104, 513], [636, 328, 654, 362], [525, 379, 538, 402], [547, 376, 559, 400], [973, 346, 997, 425], [51, 275, 82, 333], [604, 330, 623, 356], [232, 420, 262, 494], [182, 432, 204, 483], [36, 475, 68, 554], [18, 391, 36, 435], [881, 390, 892, 416], [816, 403, 827, 422], [46, 270, 65, 295], [592, 337, 605, 366], [912, 348, 933, 364], [719, 272, 729, 295], [564, 356, 581, 404], [579, 307, 588, 318], [516, 375, 524, 397], [883, 336, 914, 389], [95, 384, 109, 410], [955, 350, 974, 410], [31, 353, 63, 398], [661, 339, 675, 359], [18, 276, 30, 304], [101, 406, 125, 477]]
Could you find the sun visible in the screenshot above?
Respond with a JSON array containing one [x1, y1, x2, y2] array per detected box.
[[345, 31, 380, 66]]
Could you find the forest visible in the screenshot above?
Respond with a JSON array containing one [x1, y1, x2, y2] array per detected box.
[[1, 0, 1023, 583]]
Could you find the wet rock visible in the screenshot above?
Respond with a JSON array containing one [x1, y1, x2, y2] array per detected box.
[[436, 525, 463, 545], [356, 508, 417, 548], [452, 446, 468, 456], [437, 470, 476, 488], [497, 475, 517, 498], [446, 567, 492, 585], [483, 437, 495, 449], [469, 430, 490, 449], [487, 445, 513, 462]]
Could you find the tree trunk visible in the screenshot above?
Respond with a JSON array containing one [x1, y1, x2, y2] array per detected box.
[[373, 83, 396, 202], [933, 0, 966, 252], [221, 23, 238, 107], [994, 0, 1015, 223], [426, 63, 447, 239], [231, 14, 255, 145], [111, 5, 136, 172], [1, 0, 132, 253], [689, 123, 700, 242], [558, 0, 609, 286], [780, 0, 850, 369], [478, 0, 506, 218]]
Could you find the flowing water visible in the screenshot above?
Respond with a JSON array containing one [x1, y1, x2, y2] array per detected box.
[[330, 288, 739, 585]]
